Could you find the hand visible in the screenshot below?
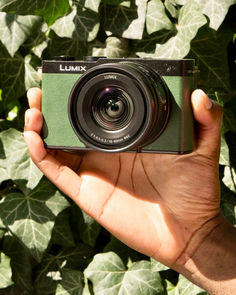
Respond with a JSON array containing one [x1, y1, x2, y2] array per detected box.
[[24, 88, 223, 269]]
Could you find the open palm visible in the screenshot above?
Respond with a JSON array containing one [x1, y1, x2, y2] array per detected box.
[[24, 88, 222, 270]]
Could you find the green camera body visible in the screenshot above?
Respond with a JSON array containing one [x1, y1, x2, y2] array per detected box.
[[42, 57, 196, 154]]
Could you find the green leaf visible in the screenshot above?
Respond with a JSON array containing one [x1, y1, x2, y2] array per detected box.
[[223, 166, 236, 193], [82, 277, 93, 295], [85, 252, 164, 294], [3, 234, 34, 293], [36, 0, 70, 26], [85, 0, 101, 12], [0, 129, 43, 192], [0, 253, 14, 289], [92, 37, 130, 58], [146, 0, 173, 35], [24, 55, 41, 90], [188, 26, 232, 101], [138, 0, 207, 58], [78, 211, 101, 248], [220, 136, 230, 166], [0, 178, 70, 262], [166, 275, 208, 294], [103, 0, 147, 40], [71, 205, 100, 248], [196, 0, 236, 30], [0, 46, 25, 101], [222, 96, 236, 133], [0, 13, 42, 57], [132, 28, 176, 54], [0, 0, 70, 26], [43, 31, 88, 60], [51, 2, 99, 42], [0, 46, 40, 101], [104, 235, 146, 265], [150, 258, 169, 272], [51, 209, 76, 247], [34, 245, 93, 294], [55, 269, 84, 295], [164, 0, 178, 19]]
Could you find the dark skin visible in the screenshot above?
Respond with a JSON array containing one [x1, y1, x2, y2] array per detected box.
[[24, 87, 236, 295], [24, 88, 222, 268]]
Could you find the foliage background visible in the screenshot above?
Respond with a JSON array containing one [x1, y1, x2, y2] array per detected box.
[[0, 0, 235, 294]]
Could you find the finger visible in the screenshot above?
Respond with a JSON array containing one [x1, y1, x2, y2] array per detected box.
[[191, 89, 223, 158], [24, 131, 82, 202], [37, 67, 42, 80], [24, 108, 43, 134], [27, 87, 42, 110]]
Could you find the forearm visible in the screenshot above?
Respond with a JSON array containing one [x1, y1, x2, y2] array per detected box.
[[176, 215, 236, 295]]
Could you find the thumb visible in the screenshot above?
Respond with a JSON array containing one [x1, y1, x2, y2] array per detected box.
[[191, 89, 223, 159]]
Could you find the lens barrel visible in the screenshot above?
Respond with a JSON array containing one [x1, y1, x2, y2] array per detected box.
[[68, 62, 170, 152]]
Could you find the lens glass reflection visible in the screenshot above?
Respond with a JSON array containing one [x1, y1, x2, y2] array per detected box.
[[92, 87, 133, 131]]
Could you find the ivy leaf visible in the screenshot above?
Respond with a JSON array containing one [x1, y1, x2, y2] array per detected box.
[[92, 37, 130, 58], [55, 269, 84, 295], [34, 245, 93, 294], [103, 0, 147, 40], [76, 210, 101, 248], [0, 178, 70, 262], [0, 46, 40, 101], [146, 0, 173, 35], [43, 31, 88, 60], [0, 13, 43, 57], [221, 182, 236, 225], [24, 55, 41, 90], [164, 0, 178, 19], [71, 204, 100, 248], [36, 0, 70, 26], [85, 252, 164, 294], [197, 0, 236, 30], [3, 234, 34, 293], [138, 0, 207, 58], [174, 0, 187, 4], [0, 129, 42, 192], [104, 235, 146, 265], [0, 253, 14, 289], [166, 275, 208, 294], [0, 45, 25, 101], [150, 258, 169, 272], [220, 136, 230, 166], [51, 209, 76, 248], [0, 0, 70, 26], [188, 26, 232, 101], [174, 0, 235, 30], [85, 0, 101, 12], [133, 28, 176, 54], [51, 2, 99, 42], [223, 166, 236, 193]]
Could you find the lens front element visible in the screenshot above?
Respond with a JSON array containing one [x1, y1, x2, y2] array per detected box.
[[69, 62, 170, 152], [92, 87, 133, 131]]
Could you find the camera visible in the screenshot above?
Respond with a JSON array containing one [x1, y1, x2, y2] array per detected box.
[[42, 56, 196, 154]]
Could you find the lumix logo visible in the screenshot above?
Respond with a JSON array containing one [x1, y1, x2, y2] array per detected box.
[[59, 64, 87, 72]]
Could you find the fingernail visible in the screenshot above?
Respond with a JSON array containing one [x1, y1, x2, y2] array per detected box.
[[24, 110, 30, 127], [205, 95, 213, 110]]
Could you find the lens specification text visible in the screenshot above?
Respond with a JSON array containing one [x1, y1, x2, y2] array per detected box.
[[90, 133, 130, 144]]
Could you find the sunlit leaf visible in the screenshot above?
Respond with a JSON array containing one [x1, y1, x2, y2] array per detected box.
[[85, 252, 164, 294], [138, 0, 207, 58], [0, 253, 14, 289], [0, 178, 70, 261]]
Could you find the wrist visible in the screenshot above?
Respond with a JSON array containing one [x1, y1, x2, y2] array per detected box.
[[175, 214, 236, 295]]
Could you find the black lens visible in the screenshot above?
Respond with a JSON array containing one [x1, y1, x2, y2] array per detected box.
[[104, 97, 124, 119], [92, 87, 133, 131], [69, 62, 170, 152]]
